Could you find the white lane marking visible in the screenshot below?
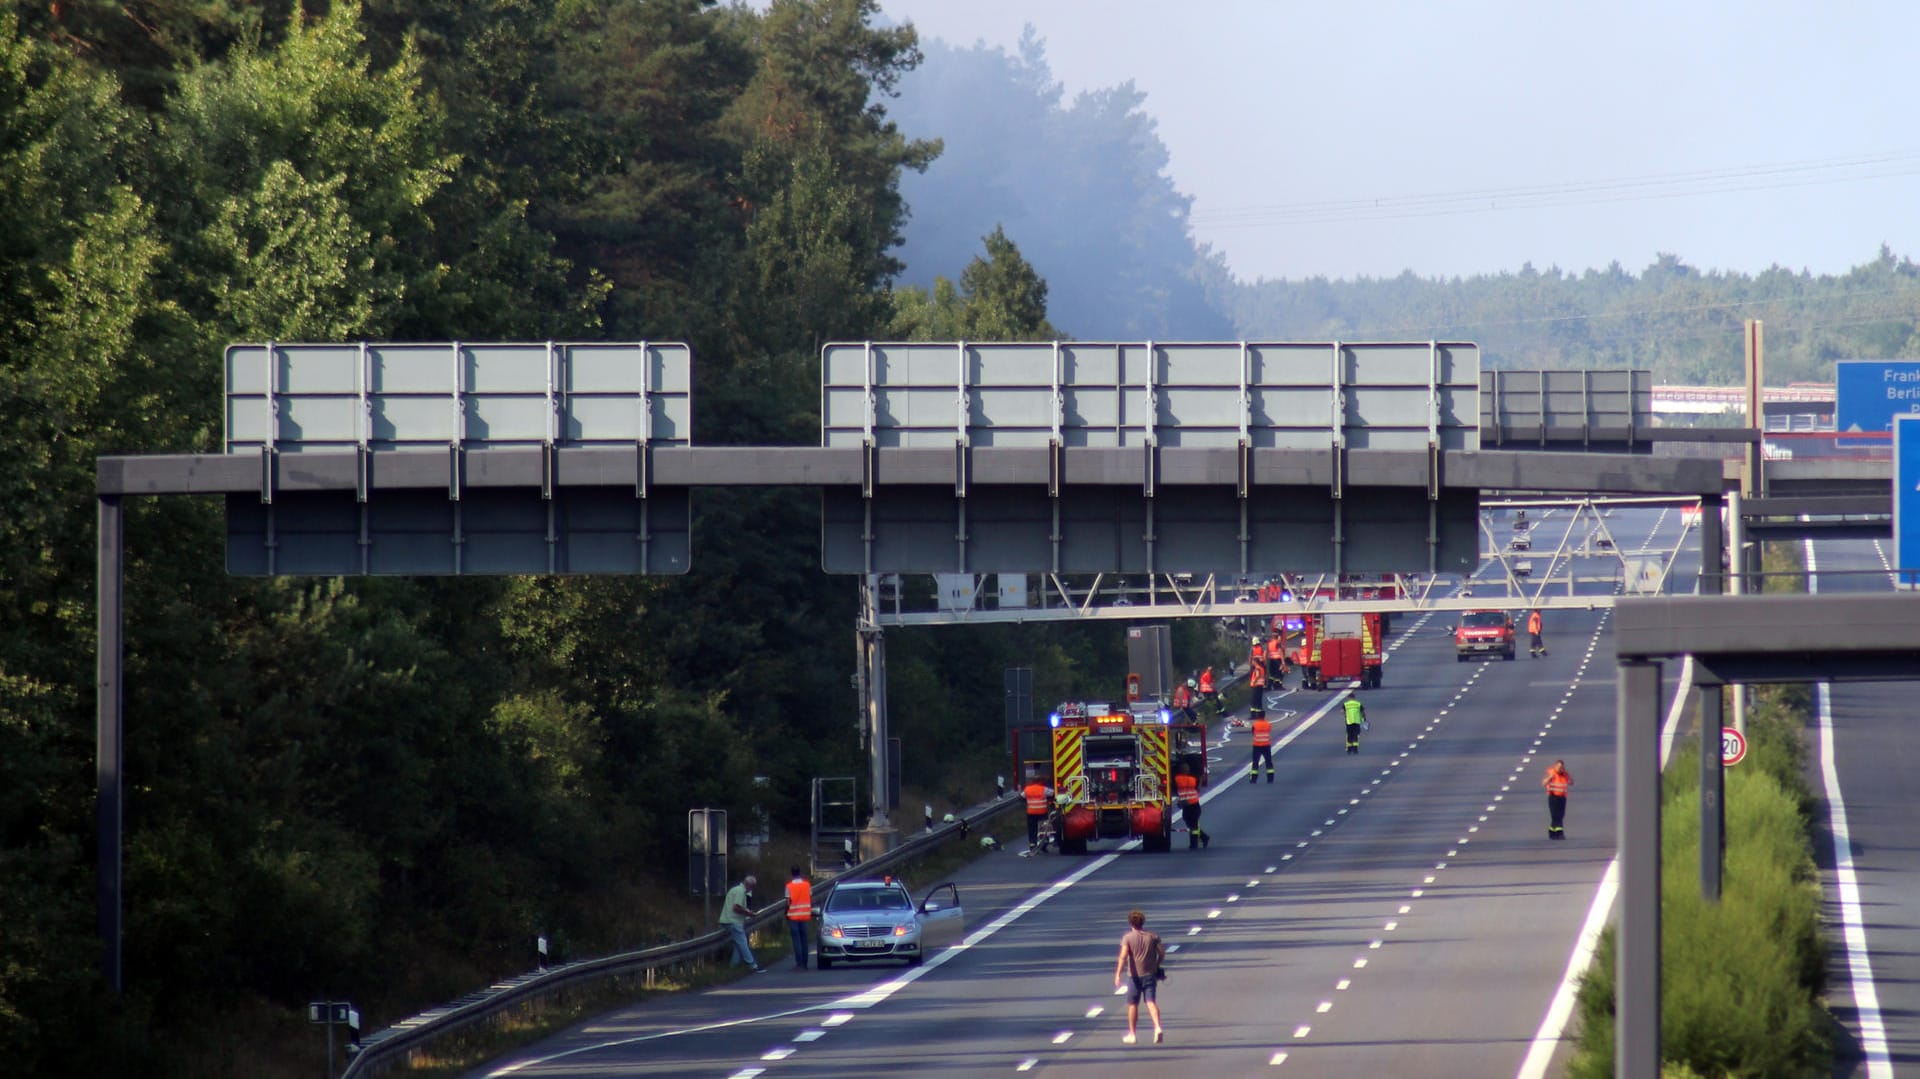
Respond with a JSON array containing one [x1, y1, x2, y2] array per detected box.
[[1086, 1006, 1104, 1019], [1518, 651, 1693, 1079], [1817, 679, 1893, 1077], [1269, 1051, 1289, 1065], [492, 833, 1133, 1073], [1051, 1031, 1073, 1044], [760, 1047, 794, 1061], [1316, 1001, 1332, 1013], [1399, 905, 1411, 914], [1352, 958, 1367, 969], [1806, 539, 1892, 1076], [1293, 1025, 1312, 1038], [794, 1030, 825, 1042], [1336, 979, 1350, 990], [728, 1071, 765, 1079], [1017, 1059, 1039, 1072]]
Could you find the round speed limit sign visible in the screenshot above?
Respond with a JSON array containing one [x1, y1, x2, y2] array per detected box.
[[1721, 726, 1748, 767]]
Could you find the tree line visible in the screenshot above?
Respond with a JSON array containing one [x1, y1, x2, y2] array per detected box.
[[0, 4, 1148, 1075]]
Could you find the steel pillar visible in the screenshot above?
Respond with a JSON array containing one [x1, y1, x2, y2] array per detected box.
[[97, 495, 124, 993]]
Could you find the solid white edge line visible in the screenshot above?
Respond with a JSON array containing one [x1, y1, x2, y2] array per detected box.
[[1516, 641, 1693, 1079], [1808, 536, 1893, 1077]]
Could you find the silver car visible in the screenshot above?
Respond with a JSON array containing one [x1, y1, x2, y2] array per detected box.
[[816, 879, 964, 969]]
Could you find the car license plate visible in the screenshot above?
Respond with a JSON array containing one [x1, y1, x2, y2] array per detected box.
[[851, 941, 886, 951]]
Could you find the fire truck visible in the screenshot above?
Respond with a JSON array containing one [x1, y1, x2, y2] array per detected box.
[[1290, 611, 1384, 690], [1011, 701, 1207, 854]]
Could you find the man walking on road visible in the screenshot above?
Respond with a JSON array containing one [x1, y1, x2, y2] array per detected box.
[[1343, 696, 1366, 754], [1544, 759, 1572, 839], [1528, 609, 1546, 657], [720, 874, 765, 973], [1247, 706, 1274, 784], [1113, 909, 1166, 1044]]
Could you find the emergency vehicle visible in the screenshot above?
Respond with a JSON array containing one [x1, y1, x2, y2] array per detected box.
[[1290, 611, 1384, 690], [1010, 701, 1207, 854]]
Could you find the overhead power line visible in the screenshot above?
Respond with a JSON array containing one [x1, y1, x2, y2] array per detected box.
[[1189, 149, 1920, 229]]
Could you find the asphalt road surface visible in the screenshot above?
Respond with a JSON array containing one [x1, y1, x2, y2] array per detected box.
[[470, 508, 1699, 1078], [1803, 535, 1909, 1077]]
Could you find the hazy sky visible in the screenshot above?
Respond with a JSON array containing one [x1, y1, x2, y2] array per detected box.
[[878, 0, 1920, 284]]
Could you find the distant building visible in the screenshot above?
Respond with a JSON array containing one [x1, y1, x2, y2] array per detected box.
[[1652, 383, 1833, 431]]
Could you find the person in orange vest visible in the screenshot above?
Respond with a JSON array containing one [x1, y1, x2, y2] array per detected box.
[[1527, 609, 1546, 657], [1174, 763, 1208, 848], [1171, 680, 1196, 724], [1023, 772, 1053, 855], [785, 866, 813, 969], [1247, 705, 1274, 784], [1197, 667, 1216, 714], [1247, 651, 1267, 705], [1267, 629, 1289, 682], [1543, 759, 1571, 838], [1249, 637, 1266, 676]]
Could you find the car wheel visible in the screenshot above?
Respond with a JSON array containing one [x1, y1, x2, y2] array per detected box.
[[1456, 654, 1467, 663]]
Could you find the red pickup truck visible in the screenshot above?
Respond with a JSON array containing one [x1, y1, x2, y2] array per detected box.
[[1455, 610, 1516, 662]]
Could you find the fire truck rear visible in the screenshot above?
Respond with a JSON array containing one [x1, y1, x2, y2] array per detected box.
[[1013, 701, 1204, 854]]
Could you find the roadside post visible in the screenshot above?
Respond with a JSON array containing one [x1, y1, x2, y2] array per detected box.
[[308, 1001, 359, 1078]]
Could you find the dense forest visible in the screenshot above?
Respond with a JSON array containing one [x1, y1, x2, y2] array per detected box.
[[7, 2, 1920, 1076]]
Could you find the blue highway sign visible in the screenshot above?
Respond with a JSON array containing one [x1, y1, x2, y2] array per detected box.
[[1837, 360, 1920, 445], [1897, 415, 1920, 589]]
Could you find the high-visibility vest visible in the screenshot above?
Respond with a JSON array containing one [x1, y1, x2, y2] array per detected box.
[[1251, 718, 1272, 746], [1199, 670, 1215, 693], [1544, 767, 1571, 796], [1249, 663, 1266, 688], [1250, 641, 1266, 663], [786, 878, 813, 921], [1172, 684, 1192, 709], [1175, 773, 1200, 805], [1269, 635, 1285, 661], [1343, 698, 1365, 725], [1528, 611, 1543, 635], [1025, 783, 1049, 815]]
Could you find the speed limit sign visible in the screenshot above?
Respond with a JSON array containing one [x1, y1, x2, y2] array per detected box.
[[1721, 726, 1748, 767]]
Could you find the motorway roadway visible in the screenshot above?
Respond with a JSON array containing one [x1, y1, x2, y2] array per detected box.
[[1803, 534, 1913, 1076], [471, 507, 1700, 1078]]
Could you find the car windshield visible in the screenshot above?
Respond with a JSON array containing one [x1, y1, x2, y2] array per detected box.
[[827, 887, 912, 913], [1462, 612, 1507, 628]]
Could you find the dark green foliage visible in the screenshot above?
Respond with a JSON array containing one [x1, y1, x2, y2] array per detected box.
[[1568, 734, 1829, 1078]]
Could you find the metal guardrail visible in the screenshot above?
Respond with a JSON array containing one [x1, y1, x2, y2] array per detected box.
[[338, 793, 1021, 1078]]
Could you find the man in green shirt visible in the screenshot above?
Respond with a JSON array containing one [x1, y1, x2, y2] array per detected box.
[[720, 874, 765, 973]]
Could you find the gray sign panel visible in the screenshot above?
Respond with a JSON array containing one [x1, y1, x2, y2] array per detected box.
[[226, 341, 690, 452], [821, 340, 1479, 451], [225, 342, 692, 576], [819, 341, 1479, 575], [1481, 369, 1651, 448]]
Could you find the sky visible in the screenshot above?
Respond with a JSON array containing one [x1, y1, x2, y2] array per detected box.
[[875, 0, 1920, 284]]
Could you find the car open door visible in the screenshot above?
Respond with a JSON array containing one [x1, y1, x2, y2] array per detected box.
[[917, 882, 964, 950]]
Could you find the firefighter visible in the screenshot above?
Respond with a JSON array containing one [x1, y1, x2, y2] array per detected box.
[[1171, 679, 1197, 724], [1248, 705, 1274, 784], [785, 866, 813, 969], [1247, 651, 1267, 712], [1023, 771, 1052, 855], [1543, 759, 1572, 838], [1249, 637, 1267, 682], [1343, 696, 1366, 754], [1267, 628, 1289, 683], [1528, 609, 1546, 657], [1198, 667, 1217, 714], [1174, 763, 1208, 848]]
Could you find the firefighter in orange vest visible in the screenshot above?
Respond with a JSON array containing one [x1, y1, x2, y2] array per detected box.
[[1248, 705, 1274, 784], [1268, 629, 1289, 682], [1023, 772, 1053, 854], [1198, 667, 1217, 714], [1174, 763, 1208, 848], [1171, 680, 1197, 724], [785, 866, 813, 969], [1249, 637, 1266, 678], [1528, 609, 1546, 657], [1543, 759, 1571, 838]]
